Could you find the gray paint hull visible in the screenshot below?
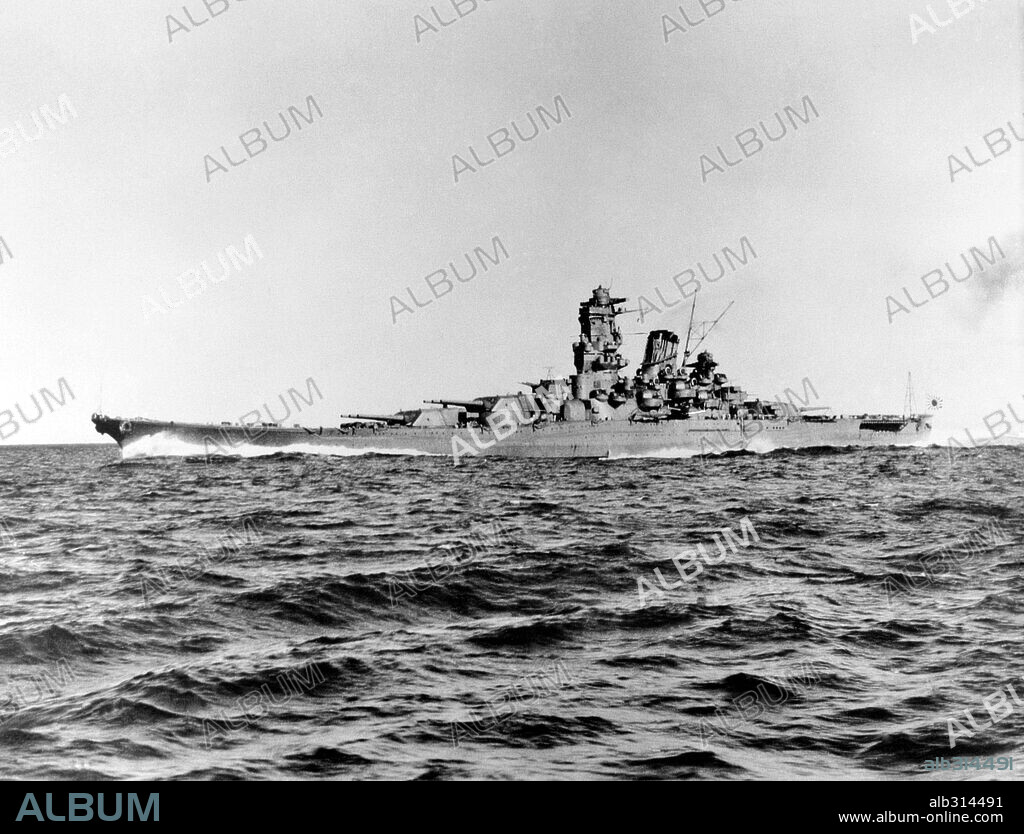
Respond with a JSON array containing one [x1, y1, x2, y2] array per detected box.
[[92, 414, 932, 459]]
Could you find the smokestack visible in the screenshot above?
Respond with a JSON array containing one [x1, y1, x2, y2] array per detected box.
[[641, 330, 679, 380]]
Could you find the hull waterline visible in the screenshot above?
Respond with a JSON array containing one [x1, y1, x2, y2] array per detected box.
[[92, 413, 932, 460]]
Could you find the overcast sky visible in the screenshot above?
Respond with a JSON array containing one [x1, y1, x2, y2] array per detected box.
[[1, 0, 1021, 445]]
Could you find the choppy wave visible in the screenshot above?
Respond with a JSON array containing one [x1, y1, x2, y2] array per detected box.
[[1, 443, 1022, 780]]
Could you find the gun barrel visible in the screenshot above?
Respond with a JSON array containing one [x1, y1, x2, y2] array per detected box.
[[425, 399, 486, 412], [341, 413, 407, 424]]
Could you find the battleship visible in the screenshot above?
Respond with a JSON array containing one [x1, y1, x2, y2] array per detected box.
[[92, 287, 932, 460]]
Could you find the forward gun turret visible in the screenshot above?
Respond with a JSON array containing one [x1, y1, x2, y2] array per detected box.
[[341, 413, 411, 425]]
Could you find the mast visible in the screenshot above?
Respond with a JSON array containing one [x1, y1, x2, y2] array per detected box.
[[687, 301, 734, 358], [681, 296, 697, 366], [903, 372, 916, 417]]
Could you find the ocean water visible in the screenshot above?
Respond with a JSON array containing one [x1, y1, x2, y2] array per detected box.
[[1, 443, 1022, 781]]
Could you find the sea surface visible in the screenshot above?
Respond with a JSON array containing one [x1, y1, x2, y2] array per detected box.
[[1, 443, 1022, 781]]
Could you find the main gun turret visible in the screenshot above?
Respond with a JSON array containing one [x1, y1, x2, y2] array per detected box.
[[341, 413, 413, 425]]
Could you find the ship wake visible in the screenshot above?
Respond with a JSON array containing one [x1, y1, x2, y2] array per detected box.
[[604, 435, 782, 461], [120, 432, 444, 461]]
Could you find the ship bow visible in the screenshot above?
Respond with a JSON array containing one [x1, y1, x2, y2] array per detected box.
[[91, 413, 126, 446]]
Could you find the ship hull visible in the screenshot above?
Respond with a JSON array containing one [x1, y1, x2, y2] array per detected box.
[[92, 414, 932, 460]]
